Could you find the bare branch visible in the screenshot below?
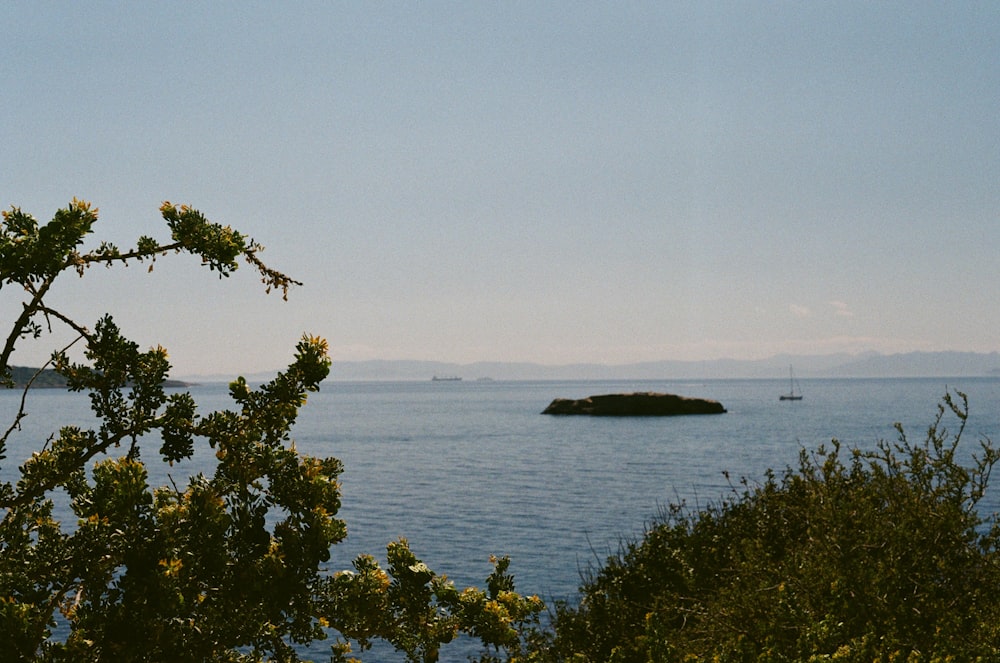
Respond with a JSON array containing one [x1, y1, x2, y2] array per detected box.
[[0, 277, 56, 373], [75, 240, 185, 269]]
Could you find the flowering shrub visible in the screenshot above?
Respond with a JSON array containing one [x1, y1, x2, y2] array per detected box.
[[0, 201, 541, 662]]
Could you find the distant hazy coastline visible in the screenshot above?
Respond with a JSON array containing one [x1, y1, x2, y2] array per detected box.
[[4, 366, 191, 389], [178, 351, 1000, 383]]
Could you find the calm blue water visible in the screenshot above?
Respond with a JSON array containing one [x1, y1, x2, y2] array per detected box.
[[4, 377, 1000, 660]]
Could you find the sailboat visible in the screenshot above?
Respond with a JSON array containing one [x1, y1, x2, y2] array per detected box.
[[779, 366, 803, 401]]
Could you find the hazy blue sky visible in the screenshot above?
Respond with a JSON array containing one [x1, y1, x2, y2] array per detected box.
[[3, 3, 999, 376]]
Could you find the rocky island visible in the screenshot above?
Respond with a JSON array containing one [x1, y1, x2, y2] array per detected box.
[[542, 392, 726, 416]]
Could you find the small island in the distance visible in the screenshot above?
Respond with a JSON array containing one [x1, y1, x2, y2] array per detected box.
[[543, 392, 726, 416], [4, 366, 192, 389]]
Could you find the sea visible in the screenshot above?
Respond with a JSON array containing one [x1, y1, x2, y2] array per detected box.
[[4, 377, 1000, 660]]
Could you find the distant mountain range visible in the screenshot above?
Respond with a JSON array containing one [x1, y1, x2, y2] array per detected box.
[[14, 352, 1000, 388], [303, 351, 1000, 382]]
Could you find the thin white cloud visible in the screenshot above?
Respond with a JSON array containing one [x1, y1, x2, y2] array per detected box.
[[830, 300, 854, 317], [572, 336, 937, 364], [789, 304, 811, 318]]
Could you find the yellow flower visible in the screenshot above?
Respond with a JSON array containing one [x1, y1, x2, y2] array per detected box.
[[159, 558, 183, 577]]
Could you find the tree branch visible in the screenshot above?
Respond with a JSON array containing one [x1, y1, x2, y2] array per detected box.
[[0, 277, 56, 373]]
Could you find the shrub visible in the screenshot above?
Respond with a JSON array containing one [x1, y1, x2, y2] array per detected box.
[[0, 201, 541, 662], [531, 391, 1000, 662]]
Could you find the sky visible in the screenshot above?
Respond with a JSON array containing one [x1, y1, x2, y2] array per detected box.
[[2, 2, 999, 377]]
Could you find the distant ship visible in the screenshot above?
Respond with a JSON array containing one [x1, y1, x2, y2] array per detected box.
[[431, 375, 462, 382]]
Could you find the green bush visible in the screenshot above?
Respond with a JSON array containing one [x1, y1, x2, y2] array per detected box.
[[0, 201, 541, 662], [530, 392, 1000, 662]]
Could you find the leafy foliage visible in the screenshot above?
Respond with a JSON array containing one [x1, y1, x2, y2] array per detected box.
[[0, 201, 541, 662], [323, 543, 542, 662], [529, 392, 1000, 662]]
